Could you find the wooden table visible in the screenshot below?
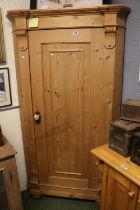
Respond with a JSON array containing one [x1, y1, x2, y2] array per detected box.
[[91, 144, 140, 210], [0, 137, 23, 210]]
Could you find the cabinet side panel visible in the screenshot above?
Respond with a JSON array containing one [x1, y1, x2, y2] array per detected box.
[[89, 28, 105, 189], [112, 27, 125, 120], [12, 21, 40, 194]]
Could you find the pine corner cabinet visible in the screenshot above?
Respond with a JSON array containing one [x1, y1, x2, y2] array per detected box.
[[7, 5, 130, 200]]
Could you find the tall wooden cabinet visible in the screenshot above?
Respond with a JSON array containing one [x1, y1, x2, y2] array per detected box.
[[7, 5, 130, 200]]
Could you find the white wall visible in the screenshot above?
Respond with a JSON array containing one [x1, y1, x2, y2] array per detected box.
[[0, 0, 30, 191]]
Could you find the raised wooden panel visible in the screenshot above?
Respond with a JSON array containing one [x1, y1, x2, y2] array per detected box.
[[43, 46, 85, 178]]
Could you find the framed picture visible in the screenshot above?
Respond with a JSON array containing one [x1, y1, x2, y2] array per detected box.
[[0, 9, 6, 64], [37, 0, 61, 9], [30, 0, 37, 9], [0, 68, 12, 108], [103, 0, 111, 3]]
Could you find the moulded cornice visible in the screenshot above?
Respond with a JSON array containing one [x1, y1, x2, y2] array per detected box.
[[7, 4, 130, 21]]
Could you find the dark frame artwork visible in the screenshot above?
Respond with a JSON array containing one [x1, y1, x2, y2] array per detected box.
[[0, 68, 12, 108], [103, 0, 112, 4], [0, 9, 6, 64], [30, 0, 37, 9]]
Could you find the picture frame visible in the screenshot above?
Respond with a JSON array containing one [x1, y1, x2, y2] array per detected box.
[[30, 0, 37, 9], [0, 9, 6, 64], [0, 68, 12, 108], [103, 0, 111, 3], [37, 0, 61, 9]]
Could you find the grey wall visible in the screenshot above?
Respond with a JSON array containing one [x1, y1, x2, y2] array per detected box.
[[113, 0, 140, 100]]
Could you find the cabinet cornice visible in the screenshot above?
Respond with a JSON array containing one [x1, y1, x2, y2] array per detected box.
[[7, 4, 130, 21]]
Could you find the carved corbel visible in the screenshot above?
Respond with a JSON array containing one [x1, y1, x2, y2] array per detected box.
[[104, 25, 118, 49], [104, 13, 118, 49], [13, 28, 28, 52], [16, 35, 28, 52], [14, 18, 27, 36]]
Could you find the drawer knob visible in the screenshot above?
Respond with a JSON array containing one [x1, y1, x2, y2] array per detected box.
[[138, 199, 140, 204], [95, 160, 104, 167], [128, 191, 135, 198]]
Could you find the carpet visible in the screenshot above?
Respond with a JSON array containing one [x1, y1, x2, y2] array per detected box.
[[22, 191, 100, 210]]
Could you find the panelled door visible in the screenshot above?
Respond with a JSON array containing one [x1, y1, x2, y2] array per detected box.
[[29, 29, 98, 198]]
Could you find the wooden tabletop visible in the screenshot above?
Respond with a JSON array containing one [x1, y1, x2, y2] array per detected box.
[[91, 144, 140, 187], [0, 136, 16, 161]]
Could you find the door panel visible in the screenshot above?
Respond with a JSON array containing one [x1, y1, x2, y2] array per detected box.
[[43, 45, 86, 178], [29, 30, 91, 192], [105, 168, 138, 210]]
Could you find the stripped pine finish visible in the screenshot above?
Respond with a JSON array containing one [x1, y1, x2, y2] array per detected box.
[[7, 5, 130, 200]]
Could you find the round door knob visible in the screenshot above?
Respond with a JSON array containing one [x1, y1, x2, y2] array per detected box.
[[33, 111, 41, 123], [128, 191, 135, 198]]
